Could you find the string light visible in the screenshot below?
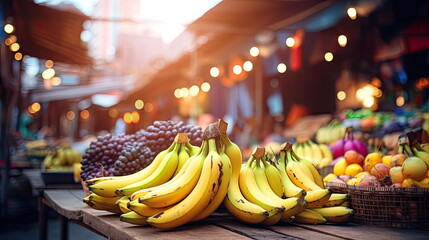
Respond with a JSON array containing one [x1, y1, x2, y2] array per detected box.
[[181, 88, 189, 98], [233, 65, 242, 75], [189, 85, 200, 96], [4, 24, 14, 34], [135, 99, 144, 109], [363, 96, 374, 108], [338, 35, 347, 47], [31, 102, 41, 113], [14, 52, 23, 61], [210, 67, 220, 77], [324, 52, 334, 62], [250, 47, 260, 57], [174, 88, 183, 98], [337, 91, 346, 100], [80, 110, 90, 120], [10, 42, 20, 52], [243, 61, 253, 72], [123, 112, 132, 124], [396, 96, 405, 106], [347, 7, 357, 20], [131, 111, 140, 123], [201, 82, 211, 92], [286, 37, 295, 47], [42, 68, 55, 79], [45, 60, 54, 68], [277, 63, 287, 73], [66, 111, 76, 120]]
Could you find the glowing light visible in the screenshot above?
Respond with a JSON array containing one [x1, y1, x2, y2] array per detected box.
[[286, 37, 295, 47], [181, 87, 189, 98], [396, 96, 405, 106], [80, 110, 89, 120], [189, 85, 200, 96], [356, 89, 365, 100], [135, 99, 144, 110], [10, 43, 20, 52], [347, 7, 357, 20], [51, 77, 61, 86], [375, 89, 383, 98], [363, 96, 374, 108], [131, 111, 140, 123], [324, 52, 334, 62], [210, 67, 220, 77], [14, 52, 22, 61], [4, 24, 14, 34], [31, 102, 41, 112], [337, 91, 346, 101], [243, 61, 253, 72], [42, 68, 55, 79], [277, 63, 287, 73], [123, 112, 132, 124], [144, 103, 154, 112], [338, 35, 347, 47], [108, 108, 118, 118], [5, 35, 16, 46], [45, 60, 54, 68], [371, 77, 382, 87], [201, 82, 211, 92], [233, 65, 242, 75], [250, 47, 260, 57], [66, 111, 76, 121], [28, 106, 35, 114], [174, 88, 183, 98]]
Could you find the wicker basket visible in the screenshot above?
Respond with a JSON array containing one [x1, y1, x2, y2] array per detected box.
[[347, 185, 429, 228], [327, 182, 349, 194]]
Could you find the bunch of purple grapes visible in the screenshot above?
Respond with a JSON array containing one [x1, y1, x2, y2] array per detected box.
[[112, 141, 155, 176], [141, 120, 203, 155], [80, 133, 136, 181]]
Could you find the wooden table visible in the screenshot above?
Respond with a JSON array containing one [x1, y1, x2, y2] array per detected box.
[[41, 189, 429, 240]]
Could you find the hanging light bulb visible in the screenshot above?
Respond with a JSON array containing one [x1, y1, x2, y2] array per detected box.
[[277, 63, 287, 73], [324, 52, 334, 62], [338, 35, 347, 47], [243, 61, 253, 72], [250, 47, 260, 57], [286, 37, 295, 47], [347, 7, 357, 20], [210, 67, 220, 77]]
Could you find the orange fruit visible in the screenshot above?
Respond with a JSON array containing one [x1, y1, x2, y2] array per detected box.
[[344, 150, 364, 165], [345, 163, 363, 177], [364, 152, 382, 173]]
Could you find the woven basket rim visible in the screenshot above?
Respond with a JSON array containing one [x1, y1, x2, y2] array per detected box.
[[327, 182, 429, 194]]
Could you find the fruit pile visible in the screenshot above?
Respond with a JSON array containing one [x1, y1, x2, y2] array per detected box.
[[80, 120, 203, 181], [82, 120, 352, 228], [315, 121, 346, 144], [293, 137, 333, 169], [43, 147, 82, 172]]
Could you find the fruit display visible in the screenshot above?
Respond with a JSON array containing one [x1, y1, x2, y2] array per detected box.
[[80, 120, 203, 181], [332, 127, 367, 159], [293, 137, 333, 169], [315, 120, 346, 144], [43, 147, 82, 172]]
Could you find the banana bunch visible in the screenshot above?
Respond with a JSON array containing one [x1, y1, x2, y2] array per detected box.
[[315, 121, 346, 144], [87, 133, 197, 198], [120, 122, 232, 228], [83, 193, 123, 214], [277, 142, 353, 224], [43, 147, 82, 171], [293, 137, 333, 169]]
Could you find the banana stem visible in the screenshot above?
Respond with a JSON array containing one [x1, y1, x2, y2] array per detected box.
[[403, 144, 415, 157]]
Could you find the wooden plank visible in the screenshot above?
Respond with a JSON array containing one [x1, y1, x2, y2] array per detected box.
[[268, 223, 346, 240], [81, 209, 251, 240], [291, 223, 429, 240], [43, 189, 86, 220]]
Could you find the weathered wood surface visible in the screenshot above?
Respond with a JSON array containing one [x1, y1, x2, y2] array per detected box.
[[43, 189, 429, 240]]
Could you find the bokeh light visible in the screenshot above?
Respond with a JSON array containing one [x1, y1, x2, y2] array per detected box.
[[250, 47, 260, 57], [210, 67, 220, 77], [201, 82, 211, 92], [4, 24, 14, 34], [243, 61, 253, 72], [337, 91, 346, 101], [135, 99, 144, 109], [66, 111, 76, 120], [80, 110, 90, 120], [277, 63, 287, 73], [324, 52, 334, 62], [189, 85, 200, 96], [286, 37, 295, 47], [338, 35, 347, 47]]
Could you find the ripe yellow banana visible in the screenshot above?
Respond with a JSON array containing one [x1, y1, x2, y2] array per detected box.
[[339, 201, 350, 207], [83, 197, 122, 214], [293, 151, 325, 189], [139, 145, 207, 208], [115, 196, 132, 213], [116, 143, 180, 196], [277, 151, 306, 198], [174, 143, 190, 176], [193, 149, 232, 221], [260, 207, 285, 226], [262, 157, 284, 198], [304, 189, 332, 208], [88, 143, 177, 197], [319, 143, 333, 162], [293, 143, 304, 158], [302, 142, 314, 163], [308, 141, 323, 167], [294, 209, 327, 224], [280, 197, 306, 221], [128, 199, 172, 217], [86, 143, 176, 186], [310, 206, 353, 223], [286, 151, 322, 191], [323, 193, 349, 207], [185, 141, 200, 156], [146, 138, 222, 229], [120, 211, 149, 225], [88, 193, 121, 205]]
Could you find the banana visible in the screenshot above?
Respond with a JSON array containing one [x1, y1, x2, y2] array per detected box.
[[280, 197, 306, 221], [411, 147, 429, 168], [192, 148, 232, 222], [239, 154, 283, 211], [128, 199, 172, 217], [293, 143, 305, 159], [310, 206, 353, 223], [116, 196, 132, 213], [286, 151, 322, 191], [293, 151, 325, 189], [277, 151, 307, 198], [319, 143, 333, 162], [146, 136, 222, 229], [301, 142, 314, 163], [88, 143, 177, 197], [120, 211, 149, 225], [260, 207, 285, 226], [88, 193, 121, 205], [308, 141, 323, 167], [294, 209, 327, 224], [304, 189, 332, 208], [262, 157, 284, 198], [174, 143, 190, 176], [83, 197, 122, 214], [139, 144, 208, 208], [323, 193, 349, 207], [185, 141, 200, 156], [339, 201, 349, 207], [116, 143, 180, 196]]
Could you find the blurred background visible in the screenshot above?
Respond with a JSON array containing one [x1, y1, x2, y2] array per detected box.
[[0, 0, 429, 237]]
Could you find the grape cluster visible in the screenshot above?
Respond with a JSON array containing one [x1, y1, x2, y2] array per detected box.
[[80, 133, 136, 181], [112, 141, 155, 176], [141, 120, 203, 154]]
